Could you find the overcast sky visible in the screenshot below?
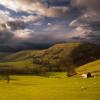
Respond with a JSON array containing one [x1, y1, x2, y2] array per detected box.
[[0, 0, 100, 52]]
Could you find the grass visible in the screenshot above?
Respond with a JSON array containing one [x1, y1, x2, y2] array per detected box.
[[0, 60, 100, 100], [77, 59, 100, 75], [0, 73, 100, 100], [0, 59, 36, 68]]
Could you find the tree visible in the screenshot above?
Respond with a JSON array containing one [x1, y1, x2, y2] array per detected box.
[[0, 65, 11, 83], [61, 57, 77, 77]]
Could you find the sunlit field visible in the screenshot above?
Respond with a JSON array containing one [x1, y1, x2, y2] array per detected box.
[[0, 73, 100, 100]]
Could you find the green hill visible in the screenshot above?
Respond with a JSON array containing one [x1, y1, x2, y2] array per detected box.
[[0, 42, 100, 74], [0, 50, 45, 62], [31, 42, 100, 71], [77, 59, 100, 75]]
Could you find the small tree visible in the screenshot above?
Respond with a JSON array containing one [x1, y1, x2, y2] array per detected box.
[[0, 65, 11, 83]]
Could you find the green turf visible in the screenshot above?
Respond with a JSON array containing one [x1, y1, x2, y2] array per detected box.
[[0, 73, 100, 100], [77, 60, 100, 75]]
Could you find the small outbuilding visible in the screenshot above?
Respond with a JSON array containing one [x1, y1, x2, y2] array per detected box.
[[81, 72, 92, 78]]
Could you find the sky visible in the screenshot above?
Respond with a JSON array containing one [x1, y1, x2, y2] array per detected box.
[[0, 0, 100, 52]]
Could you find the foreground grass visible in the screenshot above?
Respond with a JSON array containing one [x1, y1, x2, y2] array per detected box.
[[0, 73, 100, 100]]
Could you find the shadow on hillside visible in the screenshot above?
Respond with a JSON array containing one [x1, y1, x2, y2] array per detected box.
[[69, 43, 100, 67]]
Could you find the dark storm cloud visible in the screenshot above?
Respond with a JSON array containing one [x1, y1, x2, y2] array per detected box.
[[0, 31, 67, 52], [70, 0, 100, 44], [43, 0, 70, 6], [0, 30, 16, 52], [0, 30, 13, 43]]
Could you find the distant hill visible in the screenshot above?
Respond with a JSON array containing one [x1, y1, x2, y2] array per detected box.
[[31, 42, 100, 71], [0, 42, 100, 73]]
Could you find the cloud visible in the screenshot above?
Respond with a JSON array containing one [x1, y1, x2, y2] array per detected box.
[[0, 30, 13, 44], [69, 0, 100, 44], [69, 13, 100, 44], [44, 7, 69, 18], [0, 10, 9, 23], [25, 1, 70, 18], [23, 15, 43, 23], [0, 0, 71, 52], [72, 0, 100, 12], [0, 0, 70, 18], [44, 24, 69, 32], [0, 0, 100, 52]]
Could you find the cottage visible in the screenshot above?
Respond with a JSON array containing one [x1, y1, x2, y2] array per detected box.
[[81, 72, 92, 78]]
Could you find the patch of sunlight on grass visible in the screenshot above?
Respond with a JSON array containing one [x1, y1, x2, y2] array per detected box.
[[0, 73, 100, 100]]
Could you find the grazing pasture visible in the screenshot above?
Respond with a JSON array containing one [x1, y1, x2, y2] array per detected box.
[[0, 73, 100, 100]]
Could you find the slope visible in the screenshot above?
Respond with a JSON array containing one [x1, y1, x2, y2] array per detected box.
[[77, 59, 100, 75], [0, 42, 100, 73]]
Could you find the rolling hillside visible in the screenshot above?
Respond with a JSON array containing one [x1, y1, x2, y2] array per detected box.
[[0, 42, 100, 73], [77, 59, 100, 75]]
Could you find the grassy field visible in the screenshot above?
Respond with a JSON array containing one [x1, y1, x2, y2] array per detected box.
[[0, 73, 100, 100]]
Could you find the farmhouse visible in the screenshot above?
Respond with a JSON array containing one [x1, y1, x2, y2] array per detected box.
[[81, 72, 92, 78]]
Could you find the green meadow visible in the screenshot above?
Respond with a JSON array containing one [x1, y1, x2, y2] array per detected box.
[[0, 73, 100, 100]]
